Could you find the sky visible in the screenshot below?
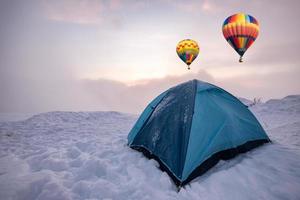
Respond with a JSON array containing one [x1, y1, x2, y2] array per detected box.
[[0, 0, 300, 114]]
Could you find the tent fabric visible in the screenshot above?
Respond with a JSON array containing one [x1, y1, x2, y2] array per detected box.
[[128, 79, 270, 186]]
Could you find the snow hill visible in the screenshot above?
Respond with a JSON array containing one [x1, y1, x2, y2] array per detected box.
[[0, 96, 300, 200]]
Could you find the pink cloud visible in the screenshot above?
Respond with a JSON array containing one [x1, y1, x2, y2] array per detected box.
[[75, 67, 300, 114], [162, 0, 219, 13], [109, 0, 122, 10], [43, 0, 103, 24], [201, 0, 218, 13], [43, 0, 148, 25]]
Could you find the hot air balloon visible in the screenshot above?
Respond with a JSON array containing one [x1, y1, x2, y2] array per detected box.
[[222, 13, 259, 62], [176, 39, 199, 70]]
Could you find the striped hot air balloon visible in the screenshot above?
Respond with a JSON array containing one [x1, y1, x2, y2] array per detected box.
[[222, 13, 259, 62], [176, 39, 200, 70]]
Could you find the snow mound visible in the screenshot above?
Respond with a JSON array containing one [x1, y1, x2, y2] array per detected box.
[[251, 95, 300, 149], [25, 111, 132, 124], [0, 113, 34, 122], [1, 97, 300, 200], [264, 95, 300, 114], [238, 97, 253, 106]]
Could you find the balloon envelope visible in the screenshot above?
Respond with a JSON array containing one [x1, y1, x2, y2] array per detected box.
[[176, 39, 199, 69], [222, 13, 259, 62]]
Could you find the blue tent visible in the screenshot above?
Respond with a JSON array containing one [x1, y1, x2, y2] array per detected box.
[[128, 80, 270, 186]]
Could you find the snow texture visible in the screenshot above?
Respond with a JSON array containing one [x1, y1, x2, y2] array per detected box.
[[0, 96, 300, 200]]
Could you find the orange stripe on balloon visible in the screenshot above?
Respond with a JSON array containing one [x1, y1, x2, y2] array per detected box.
[[241, 22, 246, 35], [239, 37, 244, 49], [240, 37, 243, 49], [242, 37, 246, 49], [248, 25, 253, 37], [238, 23, 242, 35], [247, 25, 253, 37], [228, 24, 234, 37], [232, 24, 237, 36]]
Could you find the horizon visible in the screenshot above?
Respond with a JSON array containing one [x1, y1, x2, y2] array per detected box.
[[1, 0, 300, 114]]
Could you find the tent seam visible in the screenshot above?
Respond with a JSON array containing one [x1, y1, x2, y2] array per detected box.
[[180, 79, 198, 181]]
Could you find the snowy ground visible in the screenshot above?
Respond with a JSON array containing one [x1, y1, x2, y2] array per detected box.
[[0, 96, 300, 200]]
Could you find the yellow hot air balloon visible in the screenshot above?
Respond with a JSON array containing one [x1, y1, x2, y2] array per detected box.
[[176, 39, 199, 70]]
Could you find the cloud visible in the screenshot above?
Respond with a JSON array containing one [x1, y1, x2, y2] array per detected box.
[[80, 70, 214, 113], [201, 0, 215, 12], [163, 0, 206, 13], [1, 0, 300, 115], [78, 67, 300, 114], [161, 0, 221, 14], [0, 69, 214, 114], [167, 0, 300, 17], [249, 42, 300, 67], [2, 66, 299, 114], [42, 0, 148, 25], [43, 0, 104, 24], [218, 67, 300, 101]]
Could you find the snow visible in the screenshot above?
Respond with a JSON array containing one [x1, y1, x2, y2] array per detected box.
[[238, 97, 253, 106], [0, 113, 35, 122], [0, 96, 300, 200]]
